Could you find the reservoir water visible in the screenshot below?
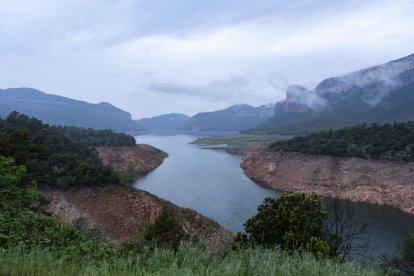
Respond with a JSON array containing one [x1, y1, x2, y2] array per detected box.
[[134, 134, 414, 259]]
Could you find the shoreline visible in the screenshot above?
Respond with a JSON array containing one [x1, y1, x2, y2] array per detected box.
[[237, 146, 414, 215]]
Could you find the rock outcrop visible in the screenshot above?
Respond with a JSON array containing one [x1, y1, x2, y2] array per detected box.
[[241, 148, 414, 214]]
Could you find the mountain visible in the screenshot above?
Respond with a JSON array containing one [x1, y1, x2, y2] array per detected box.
[[252, 53, 414, 134], [135, 113, 190, 131], [182, 103, 274, 132], [0, 88, 144, 131]]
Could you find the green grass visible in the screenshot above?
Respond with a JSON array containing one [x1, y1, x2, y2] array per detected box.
[[0, 245, 381, 276]]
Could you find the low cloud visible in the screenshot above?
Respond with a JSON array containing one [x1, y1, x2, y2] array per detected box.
[[149, 75, 279, 105]]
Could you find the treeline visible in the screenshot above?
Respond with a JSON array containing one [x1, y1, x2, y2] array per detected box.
[[57, 125, 136, 147], [270, 121, 414, 161], [0, 112, 119, 187]]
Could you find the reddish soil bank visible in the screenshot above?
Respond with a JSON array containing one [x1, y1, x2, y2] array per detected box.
[[95, 144, 167, 174], [41, 185, 233, 253], [240, 148, 414, 214]]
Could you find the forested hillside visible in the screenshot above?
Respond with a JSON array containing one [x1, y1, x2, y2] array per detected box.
[[57, 125, 136, 147], [270, 121, 414, 161], [0, 112, 120, 187]]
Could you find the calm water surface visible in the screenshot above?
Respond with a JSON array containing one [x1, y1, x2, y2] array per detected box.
[[134, 134, 414, 258]]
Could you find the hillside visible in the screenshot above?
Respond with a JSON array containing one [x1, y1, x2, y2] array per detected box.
[[182, 104, 274, 132], [270, 122, 414, 162], [0, 88, 144, 131], [252, 53, 414, 134], [240, 122, 414, 214], [135, 113, 190, 131], [0, 112, 232, 251]]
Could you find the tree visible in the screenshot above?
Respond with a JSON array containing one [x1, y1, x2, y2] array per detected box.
[[241, 192, 369, 258], [324, 200, 369, 260], [118, 163, 137, 185], [244, 193, 330, 255], [144, 207, 186, 250]]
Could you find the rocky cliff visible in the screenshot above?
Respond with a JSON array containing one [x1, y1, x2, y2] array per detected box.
[[241, 148, 414, 214], [95, 144, 167, 174]]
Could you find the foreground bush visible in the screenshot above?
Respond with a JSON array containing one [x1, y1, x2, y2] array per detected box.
[[0, 245, 379, 276], [242, 193, 330, 255]]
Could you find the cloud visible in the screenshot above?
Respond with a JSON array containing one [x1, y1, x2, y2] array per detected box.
[[149, 75, 281, 105], [0, 0, 414, 117]]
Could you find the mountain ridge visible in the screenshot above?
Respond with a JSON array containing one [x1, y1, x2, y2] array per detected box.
[[0, 87, 144, 131], [251, 53, 414, 134]]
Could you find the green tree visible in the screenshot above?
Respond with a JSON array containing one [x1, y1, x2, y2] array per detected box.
[[118, 163, 136, 185], [244, 192, 330, 255], [144, 207, 186, 251]]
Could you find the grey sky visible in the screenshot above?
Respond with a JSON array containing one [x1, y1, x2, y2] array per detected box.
[[1, 0, 414, 118]]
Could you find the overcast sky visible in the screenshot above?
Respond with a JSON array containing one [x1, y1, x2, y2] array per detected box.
[[1, 0, 414, 118]]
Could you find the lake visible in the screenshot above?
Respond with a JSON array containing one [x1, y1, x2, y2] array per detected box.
[[134, 134, 414, 259]]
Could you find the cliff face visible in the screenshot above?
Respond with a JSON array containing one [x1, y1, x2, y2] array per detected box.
[[241, 149, 414, 214], [95, 144, 167, 174]]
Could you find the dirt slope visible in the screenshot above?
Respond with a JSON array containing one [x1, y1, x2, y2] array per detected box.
[[95, 144, 166, 174], [41, 185, 233, 253], [241, 149, 414, 214]]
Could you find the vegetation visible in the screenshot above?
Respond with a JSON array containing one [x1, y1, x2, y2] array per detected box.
[[0, 112, 119, 187], [0, 155, 116, 258], [270, 121, 414, 161], [144, 207, 186, 251], [0, 158, 382, 274], [0, 112, 387, 275], [0, 245, 379, 276], [236, 193, 369, 260], [57, 125, 136, 147], [381, 233, 414, 275], [241, 193, 330, 255]]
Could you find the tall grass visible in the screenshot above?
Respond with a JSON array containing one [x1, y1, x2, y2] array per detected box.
[[0, 245, 381, 276]]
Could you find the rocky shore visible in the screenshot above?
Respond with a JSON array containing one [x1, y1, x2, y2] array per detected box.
[[240, 147, 414, 215]]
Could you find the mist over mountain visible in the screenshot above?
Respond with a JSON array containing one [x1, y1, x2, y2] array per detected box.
[[182, 103, 274, 132], [135, 113, 190, 131], [252, 53, 414, 134], [0, 88, 144, 131]]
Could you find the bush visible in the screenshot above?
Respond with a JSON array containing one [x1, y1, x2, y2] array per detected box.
[[243, 192, 330, 255], [144, 207, 186, 251]]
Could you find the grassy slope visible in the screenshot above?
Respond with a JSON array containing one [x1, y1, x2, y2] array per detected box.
[[0, 246, 380, 276]]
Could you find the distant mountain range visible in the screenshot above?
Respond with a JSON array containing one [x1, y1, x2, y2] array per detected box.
[[181, 104, 274, 132], [135, 113, 190, 131], [0, 88, 144, 131], [135, 104, 274, 132], [250, 53, 414, 134], [5, 53, 413, 134]]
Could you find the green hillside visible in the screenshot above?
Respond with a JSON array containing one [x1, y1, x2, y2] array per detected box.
[[270, 121, 414, 161]]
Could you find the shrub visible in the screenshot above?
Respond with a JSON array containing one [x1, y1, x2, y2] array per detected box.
[[243, 192, 330, 255], [144, 207, 186, 251]]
